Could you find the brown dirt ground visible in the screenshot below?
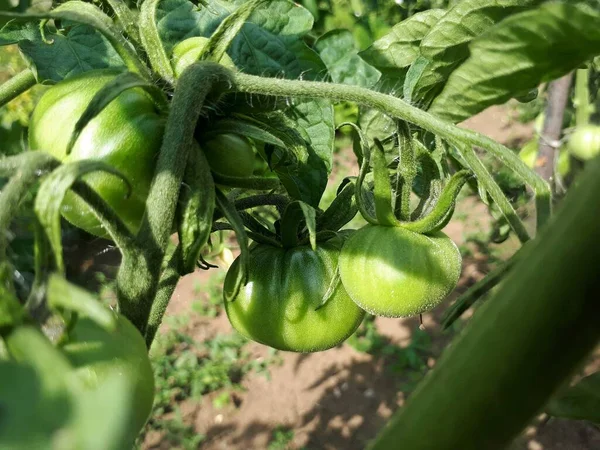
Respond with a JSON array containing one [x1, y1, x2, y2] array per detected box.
[[128, 105, 599, 450]]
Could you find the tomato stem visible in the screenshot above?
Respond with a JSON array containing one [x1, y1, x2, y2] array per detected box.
[[394, 122, 416, 222], [117, 63, 232, 333], [0, 69, 36, 108], [574, 68, 591, 127], [456, 144, 531, 243]]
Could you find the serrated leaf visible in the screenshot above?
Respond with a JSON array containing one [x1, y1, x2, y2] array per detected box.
[[429, 2, 600, 122], [198, 0, 334, 188], [360, 9, 444, 74], [411, 0, 539, 109], [156, 0, 333, 204], [546, 372, 600, 423], [315, 29, 380, 88], [0, 22, 125, 82]]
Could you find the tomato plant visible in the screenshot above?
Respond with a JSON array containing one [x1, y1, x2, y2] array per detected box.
[[1, 0, 600, 448], [339, 225, 461, 317], [223, 238, 365, 352], [28, 70, 165, 237]]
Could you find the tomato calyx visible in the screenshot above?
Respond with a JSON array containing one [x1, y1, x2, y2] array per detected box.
[[354, 129, 472, 235]]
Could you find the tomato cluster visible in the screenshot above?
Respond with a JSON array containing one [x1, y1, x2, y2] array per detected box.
[[26, 44, 463, 357], [28, 69, 462, 354], [222, 224, 461, 352]]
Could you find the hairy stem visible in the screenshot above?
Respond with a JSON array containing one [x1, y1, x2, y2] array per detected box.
[[117, 63, 232, 333], [0, 69, 36, 108], [144, 245, 181, 348]]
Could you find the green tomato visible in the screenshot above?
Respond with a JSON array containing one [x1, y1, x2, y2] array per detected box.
[[567, 124, 600, 161], [28, 69, 165, 237], [61, 315, 155, 446], [339, 225, 462, 317], [204, 133, 256, 178], [223, 239, 365, 352], [172, 37, 236, 78]]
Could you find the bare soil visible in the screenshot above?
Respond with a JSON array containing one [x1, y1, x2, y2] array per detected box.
[[132, 105, 600, 450]]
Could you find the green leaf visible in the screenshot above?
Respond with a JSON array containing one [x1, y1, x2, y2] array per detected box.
[[1, 1, 147, 76], [546, 372, 600, 423], [0, 22, 125, 83], [359, 9, 444, 79], [429, 2, 600, 122], [411, 0, 539, 109], [34, 160, 131, 273], [315, 29, 381, 88], [198, 0, 335, 192], [244, 112, 328, 207], [46, 275, 117, 332]]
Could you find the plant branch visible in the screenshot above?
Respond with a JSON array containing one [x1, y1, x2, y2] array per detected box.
[[144, 245, 181, 348], [0, 69, 36, 108], [117, 62, 232, 333]]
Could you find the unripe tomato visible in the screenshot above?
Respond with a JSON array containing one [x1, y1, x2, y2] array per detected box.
[[172, 36, 236, 78], [567, 125, 600, 161], [203, 134, 256, 178], [28, 70, 165, 237], [61, 315, 155, 446], [339, 225, 462, 317], [223, 238, 365, 352]]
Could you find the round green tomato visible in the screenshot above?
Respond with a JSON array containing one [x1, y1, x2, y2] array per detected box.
[[172, 37, 236, 78], [223, 240, 365, 352], [339, 225, 462, 317], [567, 124, 600, 161], [204, 133, 255, 178], [62, 315, 155, 445], [28, 69, 165, 237]]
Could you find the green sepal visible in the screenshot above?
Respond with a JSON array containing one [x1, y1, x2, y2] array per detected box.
[[46, 274, 117, 333], [400, 170, 472, 234], [176, 146, 216, 275], [34, 160, 132, 274], [280, 201, 317, 250], [372, 139, 399, 227], [317, 178, 358, 233], [215, 189, 249, 302]]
